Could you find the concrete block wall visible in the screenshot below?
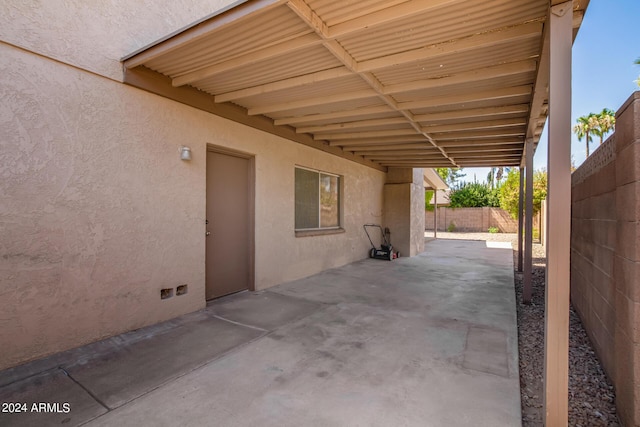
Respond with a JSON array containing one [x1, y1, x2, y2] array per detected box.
[[425, 207, 518, 233], [489, 208, 519, 233], [571, 138, 617, 377], [570, 91, 640, 427]]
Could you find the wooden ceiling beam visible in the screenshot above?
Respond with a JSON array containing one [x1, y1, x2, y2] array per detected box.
[[274, 105, 392, 126], [422, 118, 527, 133], [172, 33, 321, 87], [457, 161, 521, 167], [438, 138, 523, 147], [433, 127, 526, 141], [367, 155, 447, 161], [215, 67, 352, 102], [329, 135, 428, 146], [452, 154, 522, 161], [248, 89, 377, 115], [445, 144, 522, 153], [328, 0, 465, 38], [397, 85, 531, 111], [414, 105, 529, 124], [317, 128, 418, 140], [358, 21, 543, 73], [347, 143, 434, 152], [356, 149, 439, 156], [380, 161, 452, 167], [289, 0, 457, 163], [383, 60, 537, 95], [296, 117, 407, 133]]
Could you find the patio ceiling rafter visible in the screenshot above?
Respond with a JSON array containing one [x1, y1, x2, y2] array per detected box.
[[285, 0, 456, 165], [438, 138, 523, 148], [413, 105, 530, 124], [296, 117, 408, 134], [122, 0, 589, 170], [347, 143, 434, 152], [274, 105, 394, 126]]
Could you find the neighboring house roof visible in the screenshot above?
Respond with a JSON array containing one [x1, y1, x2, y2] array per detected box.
[[428, 189, 451, 206], [423, 168, 448, 191]]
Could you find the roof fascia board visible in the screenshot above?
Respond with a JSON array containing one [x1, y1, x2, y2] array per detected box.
[[123, 66, 386, 172]]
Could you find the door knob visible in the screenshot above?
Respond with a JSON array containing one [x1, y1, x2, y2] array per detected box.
[[206, 231, 211, 236]]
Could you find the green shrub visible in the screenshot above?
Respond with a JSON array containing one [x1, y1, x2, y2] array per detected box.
[[425, 190, 434, 211], [449, 182, 500, 208], [447, 221, 456, 232], [499, 169, 548, 219], [488, 227, 500, 233]]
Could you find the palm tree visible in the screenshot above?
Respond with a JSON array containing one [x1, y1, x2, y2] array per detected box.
[[592, 108, 616, 145], [496, 166, 508, 183], [573, 114, 594, 158], [487, 168, 495, 189], [635, 57, 640, 87], [487, 167, 509, 189]]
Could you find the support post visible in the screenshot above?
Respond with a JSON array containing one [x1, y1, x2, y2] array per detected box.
[[523, 139, 534, 304], [434, 190, 438, 239], [544, 2, 572, 425], [518, 166, 524, 272], [384, 168, 425, 257]]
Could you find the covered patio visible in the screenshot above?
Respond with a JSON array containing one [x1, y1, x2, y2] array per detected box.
[[0, 239, 519, 426], [123, 0, 588, 423], [0, 0, 592, 425]]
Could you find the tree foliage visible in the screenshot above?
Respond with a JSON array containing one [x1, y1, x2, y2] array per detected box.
[[487, 167, 510, 189], [425, 189, 434, 211], [499, 169, 548, 219], [435, 168, 465, 187], [573, 114, 594, 157], [591, 108, 616, 145], [449, 182, 500, 208], [573, 108, 616, 157]]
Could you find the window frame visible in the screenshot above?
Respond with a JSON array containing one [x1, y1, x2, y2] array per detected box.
[[294, 166, 344, 237]]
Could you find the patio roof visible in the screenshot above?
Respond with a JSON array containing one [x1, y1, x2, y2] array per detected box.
[[122, 0, 587, 170]]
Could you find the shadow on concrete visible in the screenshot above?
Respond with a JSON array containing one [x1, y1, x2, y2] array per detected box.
[[0, 239, 521, 427]]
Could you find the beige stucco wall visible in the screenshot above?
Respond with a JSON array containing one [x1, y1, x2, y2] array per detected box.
[[0, 1, 387, 369], [0, 0, 242, 81], [383, 168, 425, 257], [0, 42, 207, 369]]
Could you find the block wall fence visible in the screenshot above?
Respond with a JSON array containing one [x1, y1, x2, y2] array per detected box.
[[570, 91, 640, 427], [425, 207, 521, 233]]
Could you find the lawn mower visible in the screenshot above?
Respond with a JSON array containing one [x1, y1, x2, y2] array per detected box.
[[363, 224, 399, 261]]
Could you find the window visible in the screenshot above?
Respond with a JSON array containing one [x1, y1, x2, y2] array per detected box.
[[295, 167, 341, 231]]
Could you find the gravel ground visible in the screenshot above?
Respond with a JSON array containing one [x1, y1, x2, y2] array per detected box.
[[428, 232, 620, 426]]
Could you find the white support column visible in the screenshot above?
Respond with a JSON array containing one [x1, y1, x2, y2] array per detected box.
[[545, 2, 572, 425], [524, 139, 534, 304], [518, 166, 524, 272]]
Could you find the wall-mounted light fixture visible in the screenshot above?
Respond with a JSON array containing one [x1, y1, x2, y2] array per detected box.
[[180, 146, 192, 161]]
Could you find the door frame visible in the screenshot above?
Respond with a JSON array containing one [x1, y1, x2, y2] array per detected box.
[[206, 144, 256, 296]]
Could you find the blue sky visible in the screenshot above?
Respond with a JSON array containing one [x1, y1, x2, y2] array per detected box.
[[462, 0, 640, 184]]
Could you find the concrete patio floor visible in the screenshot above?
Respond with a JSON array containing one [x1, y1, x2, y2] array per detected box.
[[0, 239, 520, 426]]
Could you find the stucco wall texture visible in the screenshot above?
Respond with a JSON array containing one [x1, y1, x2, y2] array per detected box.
[[383, 168, 425, 257], [0, 0, 241, 81], [0, 2, 387, 369]]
